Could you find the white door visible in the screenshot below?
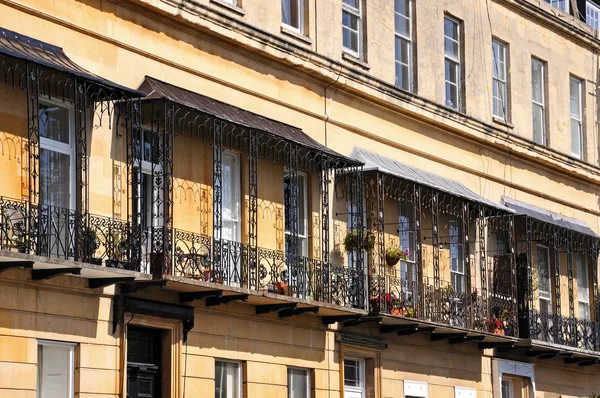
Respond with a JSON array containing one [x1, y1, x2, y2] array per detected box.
[[221, 151, 241, 285]]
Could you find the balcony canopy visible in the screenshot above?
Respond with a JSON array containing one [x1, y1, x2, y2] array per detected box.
[[139, 76, 360, 167], [351, 147, 512, 213], [0, 26, 145, 98], [502, 196, 600, 239]]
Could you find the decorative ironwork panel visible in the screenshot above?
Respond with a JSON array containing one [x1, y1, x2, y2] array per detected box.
[[25, 64, 40, 254], [431, 191, 439, 288], [248, 130, 259, 290], [212, 120, 223, 274]]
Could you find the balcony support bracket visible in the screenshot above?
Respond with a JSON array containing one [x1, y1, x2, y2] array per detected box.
[[32, 267, 81, 280], [256, 303, 297, 315], [0, 260, 34, 273], [479, 341, 514, 350], [449, 335, 485, 345], [205, 294, 248, 307], [344, 316, 382, 327], [431, 333, 466, 342], [180, 290, 223, 303], [381, 324, 419, 334], [279, 306, 319, 318], [88, 277, 135, 289], [122, 280, 167, 293]]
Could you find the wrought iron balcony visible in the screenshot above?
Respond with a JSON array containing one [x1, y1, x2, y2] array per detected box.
[[527, 309, 599, 352], [369, 273, 518, 336], [0, 197, 368, 310]]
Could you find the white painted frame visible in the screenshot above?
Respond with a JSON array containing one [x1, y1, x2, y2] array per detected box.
[[492, 359, 536, 398], [287, 367, 311, 398], [531, 58, 547, 146], [454, 386, 475, 398], [281, 0, 305, 34], [569, 75, 584, 159], [444, 15, 461, 110], [37, 340, 76, 398], [344, 357, 366, 398], [492, 39, 508, 121], [587, 1, 600, 30], [404, 380, 428, 398], [394, 0, 413, 92], [39, 98, 76, 211], [215, 359, 243, 398], [536, 243, 552, 313], [342, 0, 362, 58], [284, 170, 308, 257]]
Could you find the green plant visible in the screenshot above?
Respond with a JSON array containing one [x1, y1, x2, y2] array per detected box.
[[343, 230, 376, 253], [82, 226, 100, 258], [385, 247, 409, 266]]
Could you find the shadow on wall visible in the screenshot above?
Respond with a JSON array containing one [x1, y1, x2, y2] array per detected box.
[[0, 268, 102, 340]]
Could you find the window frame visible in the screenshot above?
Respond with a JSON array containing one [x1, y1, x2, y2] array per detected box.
[[343, 357, 366, 398], [587, 1, 600, 30], [500, 379, 514, 398], [215, 359, 243, 398], [281, 0, 305, 34], [221, 150, 242, 244], [404, 380, 428, 398], [569, 75, 584, 159], [492, 39, 508, 121], [531, 57, 547, 146], [536, 244, 552, 313], [399, 200, 416, 282], [342, 0, 363, 58], [394, 0, 414, 92], [577, 252, 590, 320], [287, 367, 311, 398], [284, 170, 308, 258], [39, 98, 76, 211], [37, 340, 76, 398], [543, 0, 569, 12], [449, 215, 465, 293], [444, 15, 462, 110]]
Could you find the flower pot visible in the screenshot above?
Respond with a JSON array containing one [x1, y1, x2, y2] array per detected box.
[[390, 308, 402, 316], [385, 253, 400, 267], [88, 257, 102, 266], [17, 246, 28, 254]]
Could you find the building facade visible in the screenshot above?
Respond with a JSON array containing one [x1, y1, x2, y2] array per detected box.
[[1, 0, 600, 397]]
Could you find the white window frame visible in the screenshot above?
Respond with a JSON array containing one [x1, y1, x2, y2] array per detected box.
[[215, 360, 242, 398], [444, 16, 461, 110], [454, 386, 475, 398], [492, 359, 536, 398], [492, 39, 508, 121], [449, 215, 465, 293], [220, 0, 238, 5], [222, 150, 241, 243], [287, 367, 310, 398], [569, 75, 584, 159], [404, 380, 428, 398], [536, 244, 552, 314], [399, 200, 416, 282], [501, 379, 514, 398], [343, 357, 366, 398], [394, 0, 413, 92], [282, 0, 304, 34], [284, 170, 308, 258], [342, 0, 362, 58], [138, 127, 164, 230], [37, 340, 76, 398], [543, 0, 569, 12], [39, 98, 76, 211], [577, 252, 590, 320], [587, 1, 600, 30], [531, 58, 547, 146]]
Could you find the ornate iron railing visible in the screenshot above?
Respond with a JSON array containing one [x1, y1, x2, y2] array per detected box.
[[369, 272, 518, 336], [0, 197, 367, 310], [528, 309, 599, 351]]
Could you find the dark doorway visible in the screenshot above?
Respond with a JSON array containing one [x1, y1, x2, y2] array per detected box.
[[127, 326, 162, 398]]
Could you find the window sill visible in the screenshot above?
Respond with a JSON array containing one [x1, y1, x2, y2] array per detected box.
[[342, 51, 370, 70], [492, 117, 514, 129], [209, 0, 245, 16], [280, 26, 312, 45]]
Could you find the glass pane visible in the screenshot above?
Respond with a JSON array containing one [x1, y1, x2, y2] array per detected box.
[[215, 362, 240, 398], [444, 17, 458, 40], [395, 0, 409, 16], [571, 119, 582, 157], [531, 60, 544, 103], [532, 104, 545, 144], [39, 103, 70, 144], [343, 28, 358, 52], [579, 302, 591, 320], [492, 41, 506, 80], [298, 174, 306, 236], [444, 37, 459, 59], [537, 246, 549, 293], [395, 13, 410, 37], [288, 369, 308, 398], [570, 78, 581, 117], [282, 0, 300, 28], [445, 60, 458, 84], [40, 148, 71, 209], [445, 82, 458, 109], [344, 360, 360, 387], [343, 0, 359, 9]]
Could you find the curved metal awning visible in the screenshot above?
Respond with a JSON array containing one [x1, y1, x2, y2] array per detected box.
[[502, 196, 600, 239], [351, 147, 512, 213], [0, 27, 145, 98], [138, 76, 361, 168]]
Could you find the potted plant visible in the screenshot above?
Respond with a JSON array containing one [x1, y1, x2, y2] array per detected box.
[[385, 247, 409, 266], [12, 233, 29, 253], [487, 314, 507, 335], [343, 230, 376, 253], [82, 226, 101, 265]]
